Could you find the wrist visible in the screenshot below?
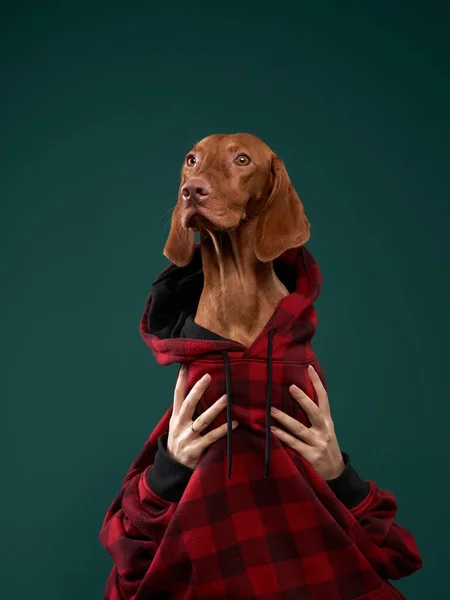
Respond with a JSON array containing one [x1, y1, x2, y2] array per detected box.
[[325, 454, 346, 480]]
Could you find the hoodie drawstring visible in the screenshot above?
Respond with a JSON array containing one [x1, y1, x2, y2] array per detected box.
[[265, 329, 275, 478], [220, 328, 275, 481], [220, 349, 234, 481]]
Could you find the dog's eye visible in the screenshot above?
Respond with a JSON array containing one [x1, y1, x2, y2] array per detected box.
[[235, 154, 250, 166], [186, 155, 196, 167]]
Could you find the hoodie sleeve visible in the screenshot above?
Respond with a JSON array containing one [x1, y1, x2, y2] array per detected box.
[[325, 451, 371, 508], [98, 409, 182, 600], [326, 452, 423, 580], [146, 432, 195, 501], [99, 471, 177, 600]]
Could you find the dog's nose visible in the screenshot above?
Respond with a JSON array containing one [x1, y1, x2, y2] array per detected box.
[[181, 179, 211, 203]]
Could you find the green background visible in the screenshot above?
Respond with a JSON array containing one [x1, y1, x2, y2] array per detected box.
[[2, 1, 449, 598]]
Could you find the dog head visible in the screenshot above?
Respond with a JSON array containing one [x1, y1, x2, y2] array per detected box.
[[163, 133, 310, 266]]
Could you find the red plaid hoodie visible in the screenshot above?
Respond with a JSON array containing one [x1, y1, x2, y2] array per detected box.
[[99, 243, 422, 600]]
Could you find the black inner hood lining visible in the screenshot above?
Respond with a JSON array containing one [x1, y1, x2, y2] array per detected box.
[[148, 245, 299, 340]]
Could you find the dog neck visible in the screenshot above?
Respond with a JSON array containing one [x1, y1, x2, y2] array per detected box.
[[194, 224, 289, 347]]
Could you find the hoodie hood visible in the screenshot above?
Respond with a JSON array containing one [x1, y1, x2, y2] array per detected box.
[[140, 242, 322, 480]]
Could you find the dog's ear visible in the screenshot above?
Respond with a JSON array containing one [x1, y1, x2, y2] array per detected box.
[[254, 155, 310, 262], [163, 201, 195, 267]]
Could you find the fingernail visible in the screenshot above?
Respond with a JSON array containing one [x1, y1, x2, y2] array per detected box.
[[202, 373, 211, 382], [232, 421, 239, 427], [291, 384, 300, 393], [220, 395, 228, 403], [271, 406, 279, 414], [308, 365, 314, 371]]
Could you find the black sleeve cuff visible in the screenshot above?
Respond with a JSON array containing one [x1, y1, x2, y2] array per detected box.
[[325, 451, 370, 509], [146, 432, 195, 502]]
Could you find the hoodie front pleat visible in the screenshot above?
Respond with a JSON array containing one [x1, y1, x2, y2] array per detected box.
[[220, 328, 275, 481]]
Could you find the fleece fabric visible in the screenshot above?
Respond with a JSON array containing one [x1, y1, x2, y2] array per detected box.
[[99, 243, 422, 600]]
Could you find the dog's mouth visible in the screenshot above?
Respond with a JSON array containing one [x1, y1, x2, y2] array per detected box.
[[187, 213, 209, 229], [183, 208, 218, 231], [182, 204, 246, 232]]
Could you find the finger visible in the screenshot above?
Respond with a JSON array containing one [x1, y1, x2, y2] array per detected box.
[[270, 408, 314, 445], [289, 384, 326, 429], [173, 364, 188, 416], [197, 420, 238, 451], [270, 425, 315, 462], [307, 365, 331, 417], [191, 394, 228, 434], [178, 373, 212, 423]]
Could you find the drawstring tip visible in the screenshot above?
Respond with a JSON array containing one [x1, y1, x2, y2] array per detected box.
[[227, 428, 233, 481], [264, 451, 270, 478]]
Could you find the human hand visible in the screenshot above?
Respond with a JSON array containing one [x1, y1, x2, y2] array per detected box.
[[167, 365, 238, 470], [270, 365, 345, 480]]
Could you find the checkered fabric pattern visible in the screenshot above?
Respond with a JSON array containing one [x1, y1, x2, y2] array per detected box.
[[99, 244, 422, 599]]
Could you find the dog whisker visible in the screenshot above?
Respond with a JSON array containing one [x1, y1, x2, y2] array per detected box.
[[187, 130, 199, 146], [156, 206, 175, 226]]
